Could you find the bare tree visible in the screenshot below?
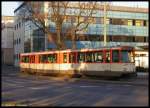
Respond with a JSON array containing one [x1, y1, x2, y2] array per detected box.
[[19, 1, 97, 50], [66, 2, 97, 49]]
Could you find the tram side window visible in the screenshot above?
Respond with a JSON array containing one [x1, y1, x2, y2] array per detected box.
[[121, 50, 134, 63], [21, 56, 24, 62], [22, 56, 29, 63], [48, 54, 57, 63], [130, 51, 134, 63], [26, 56, 29, 63], [105, 51, 110, 63], [94, 51, 103, 63], [40, 55, 48, 63], [77, 52, 85, 63], [30, 55, 35, 63], [69, 53, 76, 63], [112, 50, 119, 62], [63, 53, 67, 63], [53, 54, 57, 63], [85, 52, 95, 63]]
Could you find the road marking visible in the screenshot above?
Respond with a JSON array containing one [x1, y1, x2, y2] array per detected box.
[[80, 85, 100, 88], [2, 102, 27, 106], [29, 86, 50, 90]]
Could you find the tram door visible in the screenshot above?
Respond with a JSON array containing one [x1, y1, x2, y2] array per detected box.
[[111, 49, 120, 72], [104, 50, 111, 73]]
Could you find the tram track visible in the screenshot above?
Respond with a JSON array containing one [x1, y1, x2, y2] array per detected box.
[[18, 73, 148, 87], [75, 75, 148, 87]]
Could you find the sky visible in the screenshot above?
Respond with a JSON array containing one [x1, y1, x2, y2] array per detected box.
[[2, 1, 148, 16]]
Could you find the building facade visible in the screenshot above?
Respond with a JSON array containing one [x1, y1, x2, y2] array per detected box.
[[14, 2, 149, 67], [2, 16, 14, 65], [14, 4, 25, 66]]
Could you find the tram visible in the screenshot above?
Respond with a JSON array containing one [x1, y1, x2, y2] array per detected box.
[[20, 46, 136, 77]]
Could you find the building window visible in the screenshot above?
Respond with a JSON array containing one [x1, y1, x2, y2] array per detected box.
[[22, 20, 24, 26], [146, 21, 148, 26], [14, 55, 15, 59], [132, 37, 135, 42], [16, 54, 18, 60], [133, 20, 135, 26], [79, 17, 84, 22], [17, 39, 18, 44], [19, 22, 21, 28], [96, 17, 101, 24], [144, 37, 148, 42], [110, 18, 127, 25], [112, 36, 122, 42], [14, 40, 16, 45], [109, 36, 112, 41], [106, 18, 110, 24], [143, 20, 146, 26], [135, 36, 144, 42], [19, 38, 21, 44], [71, 16, 76, 23], [128, 20, 132, 26], [135, 20, 143, 26], [17, 24, 18, 29], [109, 18, 113, 24]]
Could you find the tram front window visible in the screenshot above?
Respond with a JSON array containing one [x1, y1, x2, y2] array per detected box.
[[121, 50, 134, 63]]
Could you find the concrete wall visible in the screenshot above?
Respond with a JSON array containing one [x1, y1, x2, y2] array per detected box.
[[2, 20, 14, 66], [2, 48, 14, 65]]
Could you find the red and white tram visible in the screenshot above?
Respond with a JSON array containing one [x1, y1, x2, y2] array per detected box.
[[20, 46, 136, 77]]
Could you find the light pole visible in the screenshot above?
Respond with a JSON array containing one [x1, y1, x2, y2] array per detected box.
[[103, 2, 107, 46], [44, 2, 49, 51], [29, 25, 33, 52]]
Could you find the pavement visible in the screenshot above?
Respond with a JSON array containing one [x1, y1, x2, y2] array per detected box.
[[137, 72, 148, 77]]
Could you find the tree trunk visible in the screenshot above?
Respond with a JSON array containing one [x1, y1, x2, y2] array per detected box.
[[72, 29, 76, 49], [56, 23, 61, 49], [56, 23, 67, 50]]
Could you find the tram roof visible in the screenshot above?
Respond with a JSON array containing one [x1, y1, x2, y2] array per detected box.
[[20, 46, 134, 56]]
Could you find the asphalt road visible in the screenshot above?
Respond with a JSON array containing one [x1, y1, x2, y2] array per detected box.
[[2, 65, 149, 106]]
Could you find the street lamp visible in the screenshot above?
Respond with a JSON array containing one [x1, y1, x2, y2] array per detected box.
[[29, 25, 32, 52], [103, 2, 107, 47]]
